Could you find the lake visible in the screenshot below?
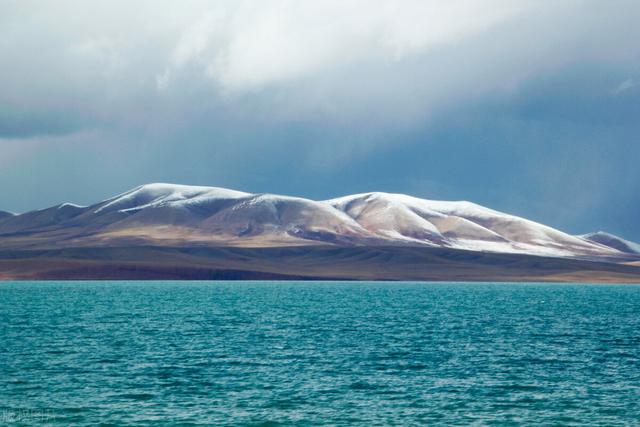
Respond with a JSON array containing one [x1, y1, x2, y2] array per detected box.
[[1, 281, 639, 425]]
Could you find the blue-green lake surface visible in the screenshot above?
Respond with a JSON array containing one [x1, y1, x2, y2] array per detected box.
[[1, 281, 639, 425]]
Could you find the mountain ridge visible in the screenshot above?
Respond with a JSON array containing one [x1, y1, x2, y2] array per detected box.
[[0, 210, 15, 219], [1, 183, 639, 282], [0, 182, 636, 259], [581, 231, 640, 255]]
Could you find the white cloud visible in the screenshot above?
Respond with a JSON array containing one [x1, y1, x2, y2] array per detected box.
[[611, 78, 637, 95], [171, 10, 221, 68], [159, 0, 534, 91]]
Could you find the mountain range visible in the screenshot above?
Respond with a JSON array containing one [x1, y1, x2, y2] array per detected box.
[[1, 183, 639, 281]]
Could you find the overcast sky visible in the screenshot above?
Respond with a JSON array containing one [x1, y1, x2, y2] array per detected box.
[[1, 0, 639, 239]]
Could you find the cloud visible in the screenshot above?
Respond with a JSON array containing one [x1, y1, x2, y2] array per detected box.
[[220, 1, 532, 90], [611, 78, 637, 95], [154, 1, 532, 92], [1, 0, 640, 240], [1, 0, 638, 135]]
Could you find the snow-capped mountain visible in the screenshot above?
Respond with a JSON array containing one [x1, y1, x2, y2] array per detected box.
[[0, 183, 635, 260], [580, 232, 640, 255], [325, 192, 621, 258], [0, 210, 14, 220]]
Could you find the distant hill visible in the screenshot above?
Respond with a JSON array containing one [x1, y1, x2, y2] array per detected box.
[[1, 183, 638, 282], [580, 232, 640, 255], [0, 210, 15, 220]]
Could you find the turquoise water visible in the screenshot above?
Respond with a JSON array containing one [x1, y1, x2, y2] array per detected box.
[[1, 282, 639, 426]]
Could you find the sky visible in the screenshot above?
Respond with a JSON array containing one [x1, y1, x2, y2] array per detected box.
[[1, 0, 639, 240]]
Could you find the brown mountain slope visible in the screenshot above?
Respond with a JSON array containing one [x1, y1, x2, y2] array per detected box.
[[1, 245, 639, 282]]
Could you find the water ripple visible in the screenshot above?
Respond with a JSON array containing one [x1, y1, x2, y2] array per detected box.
[[1, 281, 640, 425]]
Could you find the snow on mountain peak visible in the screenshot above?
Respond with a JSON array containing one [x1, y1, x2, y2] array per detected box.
[[325, 190, 621, 257], [580, 231, 640, 254], [2, 183, 634, 260], [95, 183, 252, 214], [57, 203, 86, 210]]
